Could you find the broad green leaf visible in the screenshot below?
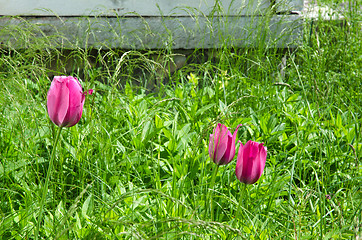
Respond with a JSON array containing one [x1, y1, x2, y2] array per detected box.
[[82, 194, 93, 220]]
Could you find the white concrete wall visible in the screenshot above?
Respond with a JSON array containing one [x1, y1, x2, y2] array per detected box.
[[0, 0, 304, 49], [0, 0, 274, 16], [276, 0, 303, 13]]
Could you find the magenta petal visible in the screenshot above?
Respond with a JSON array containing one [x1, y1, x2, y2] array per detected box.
[[63, 77, 84, 127], [47, 77, 69, 127], [243, 141, 258, 183], [218, 131, 233, 164], [209, 124, 221, 161], [209, 123, 228, 164], [215, 124, 229, 163], [210, 124, 221, 161], [46, 76, 91, 128], [256, 143, 267, 180], [209, 123, 241, 165], [239, 141, 254, 184], [224, 124, 241, 162], [235, 142, 244, 179], [235, 140, 266, 184]]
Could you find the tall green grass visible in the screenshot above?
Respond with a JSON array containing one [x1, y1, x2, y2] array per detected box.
[[0, 3, 361, 239]]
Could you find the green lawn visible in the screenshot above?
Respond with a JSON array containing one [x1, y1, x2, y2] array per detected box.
[[0, 4, 361, 239]]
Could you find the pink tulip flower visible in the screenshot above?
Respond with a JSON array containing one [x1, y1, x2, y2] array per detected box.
[[235, 141, 267, 184], [47, 76, 93, 127], [209, 123, 241, 165]]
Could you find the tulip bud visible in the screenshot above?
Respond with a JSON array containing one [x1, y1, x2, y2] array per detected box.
[[235, 141, 267, 184], [47, 76, 93, 127], [209, 123, 241, 165]]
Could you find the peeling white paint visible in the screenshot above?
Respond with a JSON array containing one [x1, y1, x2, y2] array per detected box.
[[0, 0, 304, 49], [0, 0, 274, 16]]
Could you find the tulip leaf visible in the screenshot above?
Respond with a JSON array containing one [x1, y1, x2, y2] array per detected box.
[[177, 123, 191, 141], [267, 114, 278, 132], [82, 194, 93, 221], [162, 126, 173, 139], [141, 120, 152, 142], [195, 103, 216, 117], [218, 100, 228, 115], [155, 114, 163, 129], [260, 115, 269, 135]]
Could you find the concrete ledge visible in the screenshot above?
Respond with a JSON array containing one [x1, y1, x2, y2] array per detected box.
[[0, 15, 303, 49], [302, 0, 362, 20], [0, 0, 304, 49], [0, 0, 272, 16]]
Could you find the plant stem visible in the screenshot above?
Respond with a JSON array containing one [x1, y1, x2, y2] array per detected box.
[[35, 126, 62, 240], [236, 183, 247, 219], [209, 164, 219, 221]]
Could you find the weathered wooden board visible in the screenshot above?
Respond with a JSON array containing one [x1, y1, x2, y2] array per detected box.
[[276, 0, 303, 13], [0, 15, 302, 49], [0, 0, 272, 16], [0, 0, 303, 49]]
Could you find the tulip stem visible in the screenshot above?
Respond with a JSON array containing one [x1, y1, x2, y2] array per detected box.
[[209, 164, 219, 221], [35, 126, 63, 240], [236, 183, 247, 219]]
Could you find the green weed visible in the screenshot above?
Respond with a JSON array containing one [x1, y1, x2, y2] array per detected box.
[[0, 3, 361, 239]]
